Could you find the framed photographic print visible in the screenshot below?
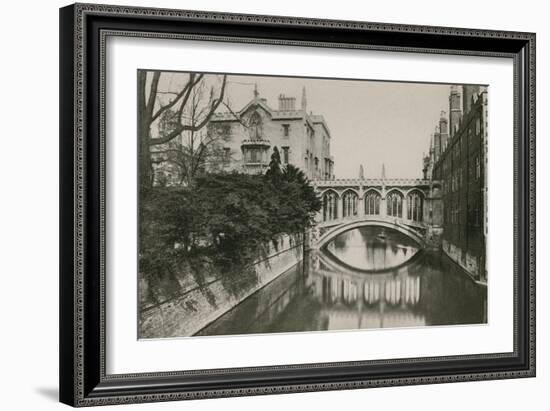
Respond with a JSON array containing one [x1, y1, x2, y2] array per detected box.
[[59, 3, 536, 407]]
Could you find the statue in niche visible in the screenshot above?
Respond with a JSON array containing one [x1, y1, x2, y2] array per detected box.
[[248, 111, 263, 140]]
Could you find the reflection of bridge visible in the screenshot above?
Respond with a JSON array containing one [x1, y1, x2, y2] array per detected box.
[[311, 178, 442, 249], [312, 251, 425, 329]]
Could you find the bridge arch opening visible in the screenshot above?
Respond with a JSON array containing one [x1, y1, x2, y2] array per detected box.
[[316, 218, 425, 249]]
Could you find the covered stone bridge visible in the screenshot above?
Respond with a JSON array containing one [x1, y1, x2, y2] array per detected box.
[[310, 178, 443, 249]]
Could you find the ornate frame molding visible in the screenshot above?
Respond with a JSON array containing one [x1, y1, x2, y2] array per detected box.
[[60, 3, 535, 407]]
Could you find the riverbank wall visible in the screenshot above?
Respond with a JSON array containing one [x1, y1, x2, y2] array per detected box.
[[139, 234, 304, 339], [442, 239, 486, 284]]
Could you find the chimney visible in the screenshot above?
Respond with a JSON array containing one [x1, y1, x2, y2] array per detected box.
[[449, 85, 462, 138], [301, 86, 307, 111], [278, 94, 296, 111]]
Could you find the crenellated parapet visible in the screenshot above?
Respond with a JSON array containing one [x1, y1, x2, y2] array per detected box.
[[313, 178, 437, 188]]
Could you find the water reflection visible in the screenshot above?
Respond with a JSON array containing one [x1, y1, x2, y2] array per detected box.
[[197, 227, 487, 337], [325, 226, 419, 271]]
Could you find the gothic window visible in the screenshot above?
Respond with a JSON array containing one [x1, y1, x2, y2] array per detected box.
[[364, 191, 381, 215], [282, 146, 289, 164], [386, 191, 403, 218], [223, 147, 231, 165], [323, 191, 339, 221], [282, 124, 290, 137], [244, 147, 264, 163], [251, 148, 260, 163], [342, 191, 358, 218], [407, 191, 424, 222]]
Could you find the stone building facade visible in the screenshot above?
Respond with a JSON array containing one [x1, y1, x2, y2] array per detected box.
[[207, 86, 335, 180], [427, 85, 488, 282]]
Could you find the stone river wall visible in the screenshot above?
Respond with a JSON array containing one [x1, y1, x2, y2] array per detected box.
[[442, 239, 486, 284], [139, 234, 304, 339]]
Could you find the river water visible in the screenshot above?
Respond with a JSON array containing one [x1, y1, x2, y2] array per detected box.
[[197, 226, 487, 336]]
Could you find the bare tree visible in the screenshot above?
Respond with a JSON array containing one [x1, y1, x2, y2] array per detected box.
[[138, 71, 227, 188], [150, 80, 236, 186]]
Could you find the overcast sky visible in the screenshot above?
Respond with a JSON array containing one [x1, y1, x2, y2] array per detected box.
[[153, 72, 452, 179]]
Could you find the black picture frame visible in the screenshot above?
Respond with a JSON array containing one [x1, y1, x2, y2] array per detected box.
[[59, 3, 536, 407]]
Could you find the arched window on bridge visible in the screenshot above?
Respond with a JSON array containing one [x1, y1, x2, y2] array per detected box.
[[342, 190, 358, 218], [386, 191, 403, 218], [407, 190, 424, 222], [322, 191, 339, 221], [364, 190, 381, 215]]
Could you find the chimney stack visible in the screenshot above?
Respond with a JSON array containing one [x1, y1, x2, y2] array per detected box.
[[278, 94, 296, 111]]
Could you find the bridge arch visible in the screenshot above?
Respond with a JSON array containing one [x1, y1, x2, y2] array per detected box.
[[316, 218, 425, 249], [319, 188, 341, 199], [385, 187, 406, 197], [341, 187, 360, 197], [405, 187, 426, 198], [363, 187, 382, 198]]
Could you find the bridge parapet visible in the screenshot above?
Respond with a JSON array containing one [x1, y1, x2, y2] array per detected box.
[[316, 214, 427, 230], [313, 178, 437, 188]]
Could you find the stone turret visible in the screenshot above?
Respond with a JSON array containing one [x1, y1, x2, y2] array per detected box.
[[449, 85, 462, 138], [439, 110, 449, 152], [462, 85, 480, 115]]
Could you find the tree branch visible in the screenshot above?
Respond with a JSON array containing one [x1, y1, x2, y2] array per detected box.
[[175, 74, 204, 125], [220, 101, 249, 128], [149, 75, 227, 146], [146, 71, 161, 118], [152, 73, 204, 124]]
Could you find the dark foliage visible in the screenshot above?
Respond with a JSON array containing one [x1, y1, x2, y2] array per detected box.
[[139, 166, 321, 303]]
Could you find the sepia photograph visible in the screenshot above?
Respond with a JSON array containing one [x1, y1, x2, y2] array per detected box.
[[137, 70, 488, 339], [55, 3, 537, 407]]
